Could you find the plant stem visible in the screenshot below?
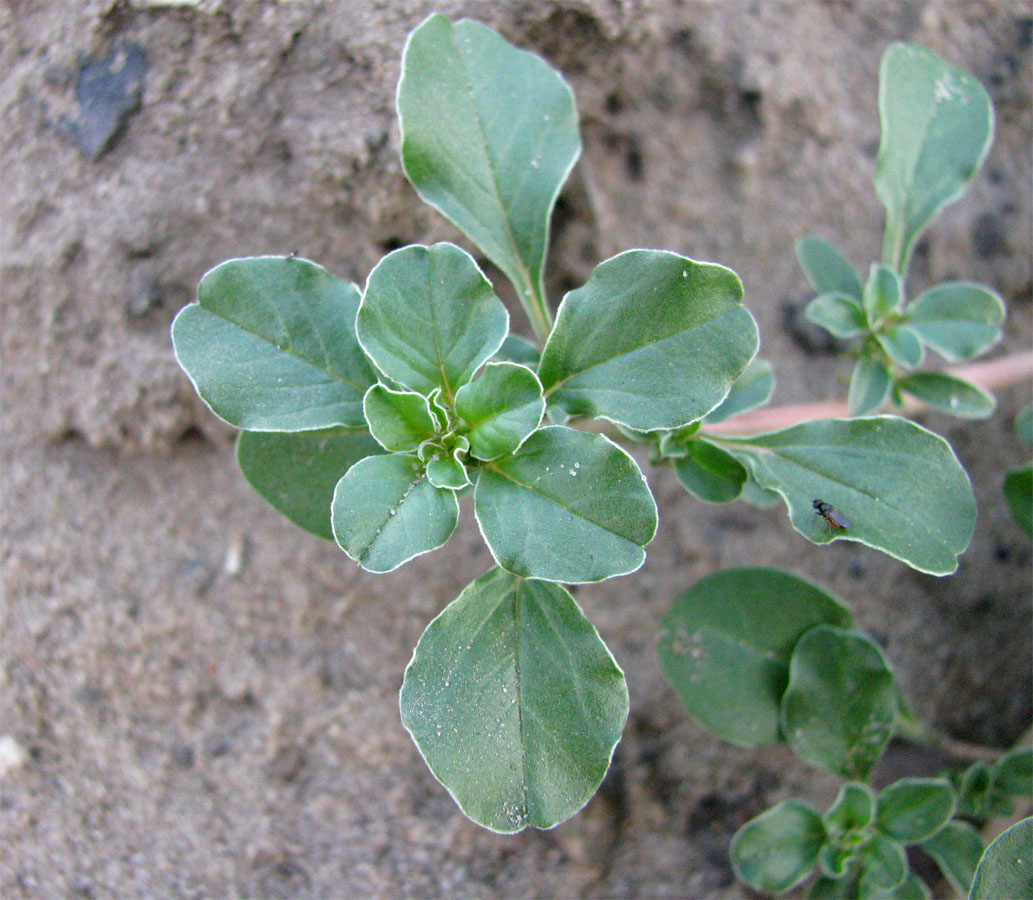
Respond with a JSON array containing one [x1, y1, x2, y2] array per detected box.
[[895, 715, 1004, 763], [523, 279, 553, 346], [702, 351, 1033, 436]]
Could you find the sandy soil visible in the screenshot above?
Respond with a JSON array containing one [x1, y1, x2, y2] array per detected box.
[[2, 1, 1030, 897]]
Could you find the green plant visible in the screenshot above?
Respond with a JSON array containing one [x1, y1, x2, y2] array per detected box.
[[172, 16, 1014, 836], [659, 568, 1032, 898], [798, 44, 1004, 420]]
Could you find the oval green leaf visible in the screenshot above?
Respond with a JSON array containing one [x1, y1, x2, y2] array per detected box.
[[1004, 463, 1033, 537], [994, 747, 1033, 797], [730, 800, 825, 894], [236, 428, 384, 540], [538, 250, 758, 431], [398, 14, 580, 336], [806, 293, 869, 339], [889, 872, 932, 900], [897, 372, 995, 420], [474, 426, 657, 583], [876, 777, 956, 844], [657, 568, 852, 747], [331, 454, 459, 573], [848, 356, 892, 416], [904, 282, 1005, 361], [455, 362, 545, 461], [172, 257, 378, 431], [921, 820, 985, 895], [399, 567, 628, 834], [673, 440, 747, 503], [363, 384, 439, 452], [824, 782, 877, 842], [781, 625, 897, 779], [969, 817, 1033, 900], [877, 326, 924, 368], [426, 454, 470, 490], [719, 416, 977, 575], [356, 243, 508, 398], [857, 834, 909, 892], [863, 264, 902, 320], [704, 358, 775, 424], [875, 43, 994, 273], [797, 236, 863, 300]]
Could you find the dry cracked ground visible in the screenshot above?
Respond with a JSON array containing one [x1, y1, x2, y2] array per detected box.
[[2, 1, 1031, 897]]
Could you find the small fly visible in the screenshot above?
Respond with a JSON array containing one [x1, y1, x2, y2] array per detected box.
[[813, 499, 851, 530]]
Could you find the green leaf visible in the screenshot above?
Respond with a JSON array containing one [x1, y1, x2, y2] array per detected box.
[[797, 236, 863, 299], [331, 454, 459, 572], [172, 257, 378, 431], [904, 282, 1005, 361], [897, 372, 995, 420], [889, 872, 932, 900], [493, 334, 541, 368], [538, 250, 758, 431], [921, 820, 985, 895], [704, 358, 775, 424], [876, 778, 956, 844], [730, 800, 825, 893], [875, 43, 994, 273], [857, 834, 909, 892], [720, 416, 977, 576], [877, 326, 924, 368], [809, 873, 861, 899], [474, 426, 657, 583], [824, 782, 877, 844], [1015, 405, 1033, 445], [995, 747, 1033, 796], [399, 568, 628, 834], [863, 264, 902, 320], [819, 844, 856, 880], [848, 357, 892, 416], [969, 817, 1033, 900], [806, 293, 869, 339], [657, 568, 852, 747], [236, 428, 384, 540], [780, 625, 897, 779], [1003, 463, 1033, 537], [398, 14, 580, 339], [673, 440, 748, 503], [356, 243, 508, 398], [455, 362, 545, 461], [426, 454, 470, 490], [363, 384, 439, 452]]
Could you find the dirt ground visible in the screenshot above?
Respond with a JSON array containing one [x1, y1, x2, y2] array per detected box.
[[2, 1, 1030, 897]]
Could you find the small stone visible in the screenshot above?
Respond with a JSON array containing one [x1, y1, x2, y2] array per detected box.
[[0, 735, 30, 776]]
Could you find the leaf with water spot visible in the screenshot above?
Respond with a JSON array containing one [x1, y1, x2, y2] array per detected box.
[[399, 567, 628, 833], [331, 453, 458, 572]]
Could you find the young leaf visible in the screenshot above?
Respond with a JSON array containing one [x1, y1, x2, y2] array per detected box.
[[426, 454, 470, 490], [848, 356, 892, 416], [718, 416, 977, 576], [806, 293, 869, 339], [862, 264, 902, 320], [657, 568, 852, 747], [454, 362, 545, 461], [474, 426, 657, 583], [797, 236, 863, 299], [876, 777, 956, 844], [920, 820, 985, 895], [399, 567, 628, 834], [856, 834, 909, 892], [824, 782, 877, 843], [876, 326, 924, 368], [780, 625, 897, 780], [993, 747, 1033, 797], [673, 440, 748, 503], [493, 334, 541, 368], [819, 844, 855, 880], [968, 817, 1033, 900], [730, 800, 825, 893], [331, 454, 459, 573], [538, 250, 758, 431], [704, 358, 775, 424], [363, 384, 439, 452], [897, 372, 995, 420], [1003, 463, 1032, 537], [356, 243, 508, 399], [875, 43, 994, 274], [398, 14, 580, 338], [904, 282, 1005, 361], [236, 428, 384, 540], [172, 257, 377, 431]]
